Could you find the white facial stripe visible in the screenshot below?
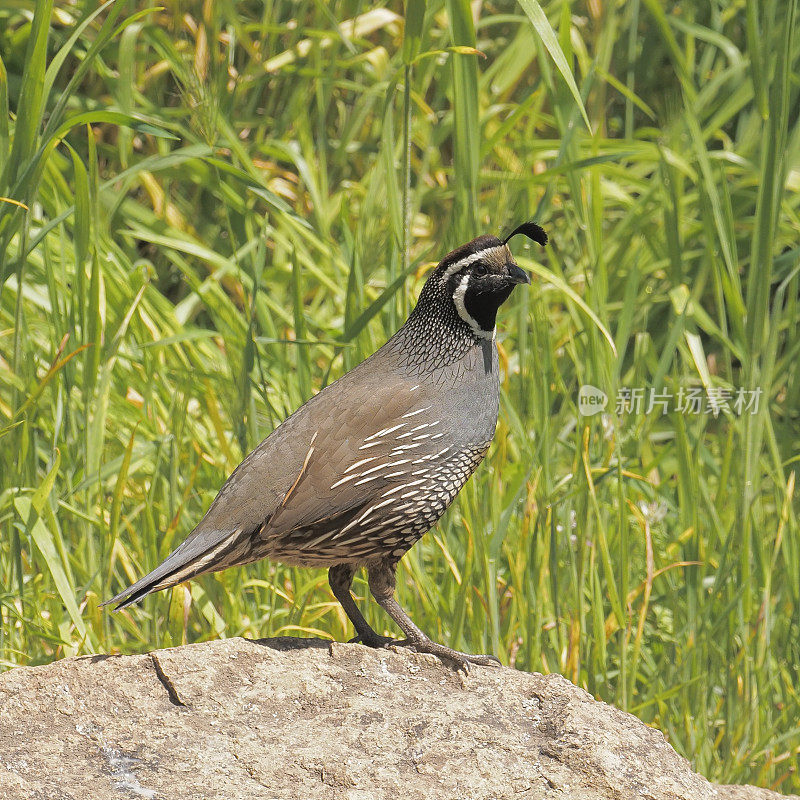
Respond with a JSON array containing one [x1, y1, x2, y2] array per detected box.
[[439, 244, 506, 284], [452, 274, 494, 340]]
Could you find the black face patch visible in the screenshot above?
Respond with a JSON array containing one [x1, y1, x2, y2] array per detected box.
[[450, 255, 524, 336], [462, 279, 515, 332]]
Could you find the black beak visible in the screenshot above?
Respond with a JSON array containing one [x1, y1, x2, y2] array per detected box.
[[507, 262, 531, 285]]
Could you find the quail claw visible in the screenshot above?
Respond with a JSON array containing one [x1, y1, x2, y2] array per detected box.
[[393, 636, 502, 670], [349, 632, 397, 648]]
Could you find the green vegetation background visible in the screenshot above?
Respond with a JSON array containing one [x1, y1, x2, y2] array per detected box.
[[1, 0, 799, 790]]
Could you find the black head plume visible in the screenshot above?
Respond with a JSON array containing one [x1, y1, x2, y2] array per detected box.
[[502, 221, 548, 247]]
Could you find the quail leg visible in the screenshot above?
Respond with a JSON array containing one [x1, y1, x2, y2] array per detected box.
[[367, 559, 501, 669], [328, 564, 394, 648]]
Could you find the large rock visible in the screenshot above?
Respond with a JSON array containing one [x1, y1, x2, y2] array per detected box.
[[0, 637, 794, 800]]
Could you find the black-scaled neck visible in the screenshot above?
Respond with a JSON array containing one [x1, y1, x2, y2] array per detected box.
[[385, 280, 493, 375]]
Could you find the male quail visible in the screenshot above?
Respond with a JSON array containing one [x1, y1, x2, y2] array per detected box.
[[106, 222, 547, 667]]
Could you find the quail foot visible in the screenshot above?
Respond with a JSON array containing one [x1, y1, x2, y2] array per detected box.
[[105, 222, 548, 669]]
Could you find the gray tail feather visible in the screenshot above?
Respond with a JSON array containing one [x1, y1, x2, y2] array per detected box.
[[102, 526, 245, 610], [103, 577, 174, 610]]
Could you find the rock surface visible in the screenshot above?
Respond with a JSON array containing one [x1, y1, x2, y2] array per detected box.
[[0, 637, 795, 800]]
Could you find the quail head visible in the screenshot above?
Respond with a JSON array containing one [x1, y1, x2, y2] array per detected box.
[[105, 221, 548, 668]]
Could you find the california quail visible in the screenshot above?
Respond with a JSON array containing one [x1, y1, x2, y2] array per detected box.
[[105, 222, 548, 667]]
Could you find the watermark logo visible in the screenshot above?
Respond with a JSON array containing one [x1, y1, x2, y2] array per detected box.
[[577, 385, 762, 417], [578, 385, 608, 416]]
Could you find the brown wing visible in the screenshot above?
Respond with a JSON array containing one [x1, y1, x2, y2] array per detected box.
[[256, 372, 430, 542]]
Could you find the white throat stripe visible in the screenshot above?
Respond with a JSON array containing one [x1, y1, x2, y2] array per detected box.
[[452, 274, 494, 341], [439, 244, 506, 283]]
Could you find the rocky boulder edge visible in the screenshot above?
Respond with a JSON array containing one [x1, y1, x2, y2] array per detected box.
[[0, 636, 795, 800]]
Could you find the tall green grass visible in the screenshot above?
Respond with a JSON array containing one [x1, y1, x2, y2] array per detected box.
[[1, 0, 799, 790]]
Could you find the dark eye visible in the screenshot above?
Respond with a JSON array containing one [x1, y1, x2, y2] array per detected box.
[[473, 263, 488, 277]]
